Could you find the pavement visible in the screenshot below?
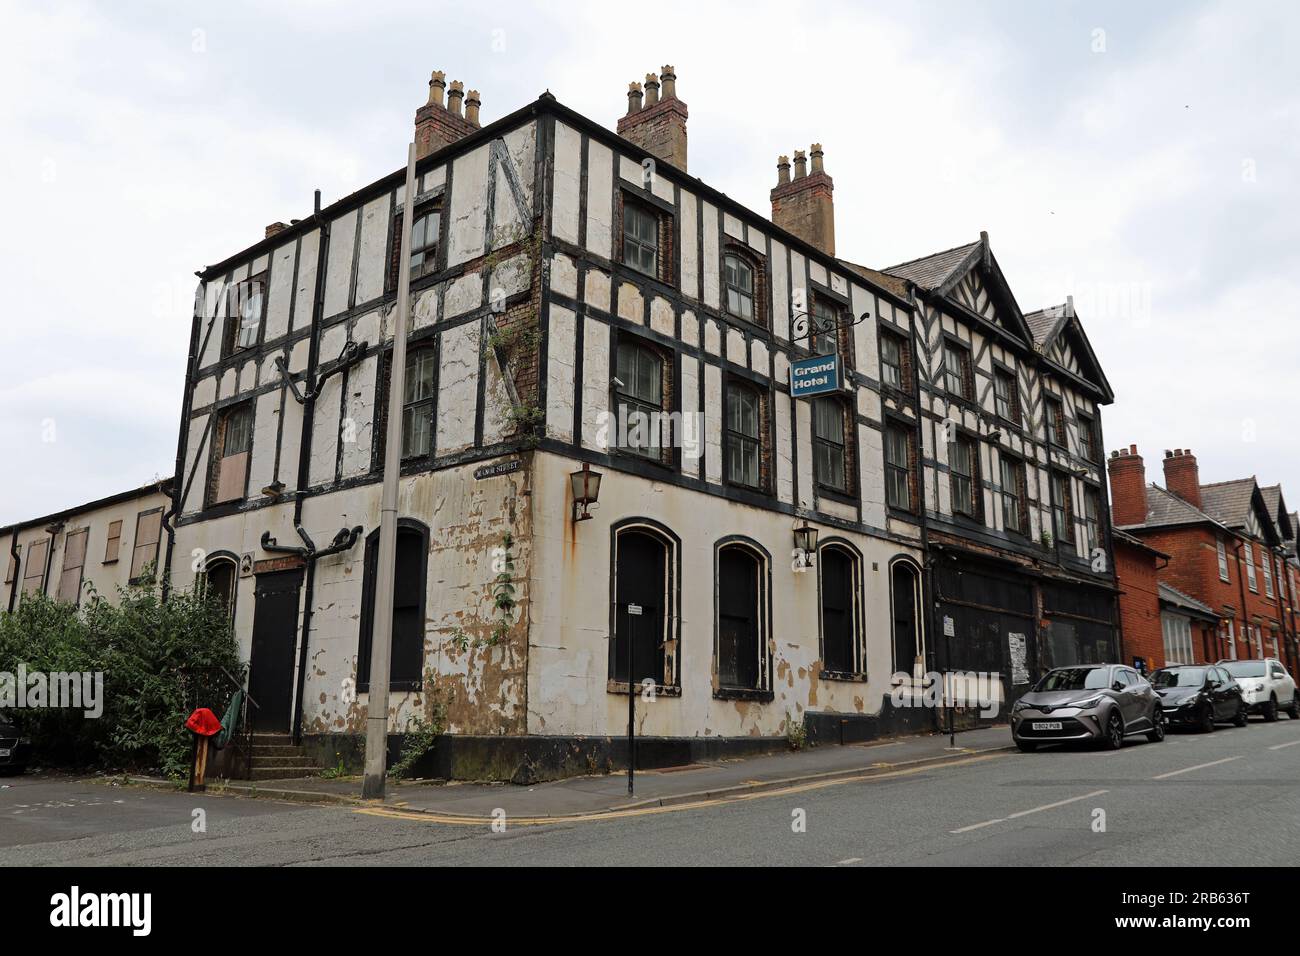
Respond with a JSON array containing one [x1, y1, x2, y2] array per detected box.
[[172, 724, 1016, 818], [2, 714, 1299, 865]]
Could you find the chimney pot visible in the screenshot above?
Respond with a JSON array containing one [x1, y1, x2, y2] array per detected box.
[[428, 70, 446, 107], [626, 81, 643, 114], [776, 155, 791, 186], [644, 73, 660, 106], [793, 149, 807, 179], [447, 80, 464, 117], [660, 64, 677, 99], [810, 143, 825, 175], [1129, 444, 1137, 454], [465, 89, 481, 126]]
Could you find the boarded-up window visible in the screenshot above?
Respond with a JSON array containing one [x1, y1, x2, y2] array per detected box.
[[129, 509, 163, 582], [58, 528, 89, 604], [22, 538, 49, 597], [717, 545, 762, 690], [3, 551, 14, 585], [104, 519, 123, 562], [357, 523, 427, 691], [820, 545, 859, 675], [611, 530, 668, 686], [209, 403, 253, 505]]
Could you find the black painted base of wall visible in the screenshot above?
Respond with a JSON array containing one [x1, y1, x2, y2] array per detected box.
[[299, 699, 956, 784], [803, 696, 944, 746]]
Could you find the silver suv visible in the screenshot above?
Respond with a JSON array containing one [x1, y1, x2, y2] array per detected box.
[[1011, 664, 1165, 752]]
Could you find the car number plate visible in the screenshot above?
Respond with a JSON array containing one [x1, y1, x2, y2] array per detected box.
[[1032, 721, 1062, 731], [0, 748, 10, 757]]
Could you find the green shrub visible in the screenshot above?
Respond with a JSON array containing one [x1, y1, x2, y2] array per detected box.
[[0, 573, 240, 778]]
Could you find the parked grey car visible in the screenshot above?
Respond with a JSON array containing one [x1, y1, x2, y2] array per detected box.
[[1011, 664, 1165, 752]]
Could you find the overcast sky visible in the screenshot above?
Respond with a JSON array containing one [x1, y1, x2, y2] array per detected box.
[[2, 0, 1297, 524]]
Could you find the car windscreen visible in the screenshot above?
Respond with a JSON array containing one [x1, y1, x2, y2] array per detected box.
[[1035, 668, 1109, 691], [1222, 661, 1267, 678], [1151, 667, 1206, 688]]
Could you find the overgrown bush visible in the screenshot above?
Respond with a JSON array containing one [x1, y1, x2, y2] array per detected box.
[[0, 572, 240, 778]]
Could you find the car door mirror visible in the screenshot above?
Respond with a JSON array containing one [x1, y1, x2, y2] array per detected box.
[[1112, 681, 1124, 692]]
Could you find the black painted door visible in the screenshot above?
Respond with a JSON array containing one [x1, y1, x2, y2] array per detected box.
[[248, 569, 303, 732]]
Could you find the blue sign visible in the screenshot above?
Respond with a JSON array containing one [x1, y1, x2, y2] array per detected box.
[[790, 353, 840, 398]]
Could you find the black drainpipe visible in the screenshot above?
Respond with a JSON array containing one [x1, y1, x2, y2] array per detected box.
[[286, 191, 330, 746], [41, 525, 61, 597], [6, 529, 20, 612]]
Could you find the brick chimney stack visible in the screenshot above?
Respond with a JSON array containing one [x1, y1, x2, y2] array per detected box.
[[771, 143, 835, 256], [1107, 444, 1148, 526], [415, 69, 481, 160], [617, 64, 688, 171], [1163, 448, 1202, 508]]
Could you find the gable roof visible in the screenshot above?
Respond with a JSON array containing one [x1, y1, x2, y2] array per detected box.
[[1023, 301, 1115, 403], [1200, 477, 1279, 546], [1259, 484, 1294, 542], [881, 232, 1039, 348]]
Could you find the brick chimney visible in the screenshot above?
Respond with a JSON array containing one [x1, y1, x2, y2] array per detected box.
[[1162, 448, 1202, 508], [771, 143, 835, 256], [265, 222, 289, 239], [616, 64, 688, 171], [1107, 444, 1148, 526], [415, 70, 481, 160]]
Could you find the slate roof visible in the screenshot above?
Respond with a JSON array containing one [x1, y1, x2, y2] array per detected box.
[[1023, 303, 1070, 350], [837, 259, 910, 300], [1199, 478, 1257, 530], [1158, 582, 1219, 619], [1115, 483, 1222, 531], [880, 240, 981, 291]]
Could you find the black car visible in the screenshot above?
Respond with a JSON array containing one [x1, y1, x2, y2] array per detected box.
[[1150, 664, 1247, 732], [0, 715, 32, 773]]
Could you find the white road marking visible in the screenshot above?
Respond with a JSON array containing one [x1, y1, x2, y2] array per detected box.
[[950, 789, 1108, 834], [1268, 740, 1300, 751], [1152, 756, 1242, 780], [835, 857, 862, 865]]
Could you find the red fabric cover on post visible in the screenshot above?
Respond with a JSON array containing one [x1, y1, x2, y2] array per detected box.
[[185, 708, 223, 738]]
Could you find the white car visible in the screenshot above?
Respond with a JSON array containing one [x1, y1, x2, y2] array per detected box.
[[1217, 658, 1299, 721]]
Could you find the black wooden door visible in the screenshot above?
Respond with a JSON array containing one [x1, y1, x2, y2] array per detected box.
[[248, 569, 303, 732]]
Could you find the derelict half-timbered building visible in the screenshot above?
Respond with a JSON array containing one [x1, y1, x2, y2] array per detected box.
[[867, 238, 1120, 717], [165, 65, 1124, 778]]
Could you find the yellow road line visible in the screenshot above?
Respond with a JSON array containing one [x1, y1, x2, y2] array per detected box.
[[353, 752, 1011, 827]]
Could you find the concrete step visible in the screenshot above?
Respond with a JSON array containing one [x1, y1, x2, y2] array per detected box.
[[250, 744, 304, 758], [247, 765, 323, 782], [249, 733, 295, 747], [250, 755, 320, 769]]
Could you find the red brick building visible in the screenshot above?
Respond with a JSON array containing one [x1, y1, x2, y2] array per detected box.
[[1107, 445, 1288, 669]]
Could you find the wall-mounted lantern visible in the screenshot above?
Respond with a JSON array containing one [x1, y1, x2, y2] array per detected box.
[[793, 521, 818, 562], [570, 462, 603, 522]]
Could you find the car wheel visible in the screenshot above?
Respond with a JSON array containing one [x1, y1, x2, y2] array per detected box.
[[1264, 694, 1279, 722], [1016, 740, 1037, 753], [1103, 711, 1125, 750], [1147, 707, 1166, 743], [1288, 696, 1299, 720], [1199, 703, 1215, 734], [1233, 701, 1249, 727]]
